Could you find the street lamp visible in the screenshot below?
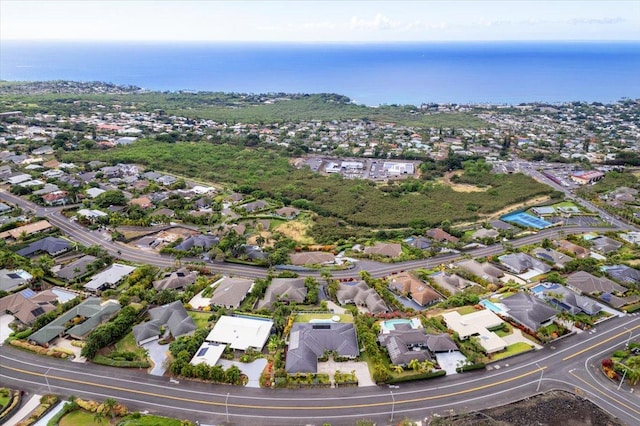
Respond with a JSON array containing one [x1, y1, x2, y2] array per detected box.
[[618, 368, 628, 391], [225, 392, 230, 424], [535, 363, 544, 393], [390, 390, 395, 423], [625, 328, 632, 348]]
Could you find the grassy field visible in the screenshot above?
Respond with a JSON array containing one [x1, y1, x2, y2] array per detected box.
[[490, 342, 535, 361], [115, 332, 144, 354], [59, 410, 112, 426], [293, 313, 354, 323], [456, 306, 478, 315], [119, 414, 186, 426], [0, 388, 10, 410], [188, 311, 212, 329]]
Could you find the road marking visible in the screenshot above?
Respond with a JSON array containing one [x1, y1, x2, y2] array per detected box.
[[3, 364, 544, 411], [569, 370, 640, 417], [562, 324, 640, 361]]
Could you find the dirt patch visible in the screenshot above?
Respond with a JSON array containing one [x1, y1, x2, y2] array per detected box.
[[482, 195, 551, 220], [441, 171, 489, 193], [246, 231, 274, 248], [276, 220, 314, 245], [432, 390, 624, 426]]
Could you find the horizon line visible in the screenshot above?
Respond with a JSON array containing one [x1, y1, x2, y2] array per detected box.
[[2, 39, 640, 44]]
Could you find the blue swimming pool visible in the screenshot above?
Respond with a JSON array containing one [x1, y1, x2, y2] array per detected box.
[[381, 319, 412, 331], [480, 299, 504, 314], [501, 211, 552, 229], [531, 283, 560, 294]]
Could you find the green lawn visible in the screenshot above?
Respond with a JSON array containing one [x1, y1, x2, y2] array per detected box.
[[119, 414, 185, 426], [494, 324, 513, 337], [188, 311, 212, 329], [59, 410, 110, 426], [550, 201, 581, 210], [0, 388, 10, 410], [456, 306, 478, 315], [115, 332, 144, 354], [293, 313, 353, 323], [491, 342, 535, 361]]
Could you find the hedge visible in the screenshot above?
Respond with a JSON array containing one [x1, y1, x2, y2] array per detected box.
[[47, 401, 79, 426], [16, 395, 59, 426], [456, 362, 486, 373], [0, 390, 22, 422], [92, 355, 150, 368], [387, 369, 446, 384]]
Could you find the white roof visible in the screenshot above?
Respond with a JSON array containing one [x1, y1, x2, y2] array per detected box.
[[206, 315, 273, 351], [84, 263, 136, 290], [442, 310, 506, 353], [192, 185, 216, 194], [86, 188, 106, 198], [77, 209, 108, 218], [190, 341, 225, 367]]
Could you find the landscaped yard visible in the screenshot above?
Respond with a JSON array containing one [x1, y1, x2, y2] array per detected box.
[[59, 409, 114, 426], [293, 313, 353, 323], [0, 388, 10, 410], [58, 410, 186, 426], [188, 311, 212, 329], [456, 306, 478, 315], [490, 342, 535, 361], [494, 324, 513, 337], [119, 414, 186, 425], [115, 332, 143, 353]]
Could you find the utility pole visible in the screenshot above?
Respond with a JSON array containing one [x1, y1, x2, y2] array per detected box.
[[390, 390, 395, 423], [536, 363, 544, 393], [225, 392, 230, 423]]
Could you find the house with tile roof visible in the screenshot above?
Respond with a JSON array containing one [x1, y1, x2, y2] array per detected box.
[[388, 273, 441, 306], [567, 271, 627, 295], [153, 267, 198, 291], [209, 277, 254, 309], [364, 242, 403, 258], [501, 292, 559, 332], [456, 259, 504, 284], [16, 236, 70, 257], [257, 278, 307, 310], [132, 301, 196, 345], [336, 281, 388, 314], [286, 323, 359, 373]]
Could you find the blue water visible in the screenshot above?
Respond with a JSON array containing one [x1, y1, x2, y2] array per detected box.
[[501, 212, 553, 229], [2, 41, 639, 105], [381, 319, 412, 330], [531, 283, 560, 294], [480, 299, 503, 314]]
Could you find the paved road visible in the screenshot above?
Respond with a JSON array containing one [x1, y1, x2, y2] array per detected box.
[[2, 316, 639, 425]]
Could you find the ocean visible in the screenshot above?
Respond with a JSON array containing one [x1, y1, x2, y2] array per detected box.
[[1, 41, 639, 106]]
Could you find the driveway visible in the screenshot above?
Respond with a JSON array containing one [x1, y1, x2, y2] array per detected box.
[[0, 314, 14, 344], [317, 359, 375, 387], [217, 358, 267, 388], [435, 351, 468, 375], [143, 340, 169, 376]]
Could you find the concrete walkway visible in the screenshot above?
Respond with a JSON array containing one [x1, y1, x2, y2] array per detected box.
[[502, 328, 543, 350], [33, 401, 66, 426], [3, 393, 41, 426], [317, 359, 375, 387], [0, 314, 13, 345], [143, 340, 169, 376]]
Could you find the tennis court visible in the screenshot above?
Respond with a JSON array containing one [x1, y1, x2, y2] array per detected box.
[[501, 211, 552, 229]]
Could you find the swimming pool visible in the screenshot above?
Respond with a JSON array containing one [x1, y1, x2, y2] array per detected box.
[[501, 211, 552, 229], [381, 318, 421, 332], [480, 299, 504, 314], [530, 283, 560, 294]]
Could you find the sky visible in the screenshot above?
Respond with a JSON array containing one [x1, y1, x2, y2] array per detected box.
[[1, 0, 639, 42]]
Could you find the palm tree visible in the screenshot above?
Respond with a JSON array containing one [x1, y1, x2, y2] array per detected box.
[[408, 358, 421, 372], [93, 410, 105, 424], [419, 360, 435, 373], [102, 398, 117, 420], [393, 365, 404, 374]]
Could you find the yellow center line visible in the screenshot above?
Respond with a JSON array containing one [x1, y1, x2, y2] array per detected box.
[[562, 324, 640, 362], [4, 364, 544, 410], [569, 370, 640, 417]]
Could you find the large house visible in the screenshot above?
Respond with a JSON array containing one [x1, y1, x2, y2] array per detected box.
[[83, 264, 136, 293], [566, 271, 627, 295], [205, 315, 273, 351], [426, 228, 459, 243], [336, 281, 388, 314], [555, 240, 590, 258], [154, 267, 198, 291], [441, 310, 507, 354], [456, 259, 504, 284], [378, 321, 456, 366], [16, 237, 70, 257], [364, 242, 403, 258], [531, 247, 572, 269], [133, 301, 196, 345], [257, 278, 307, 310], [604, 265, 640, 285], [286, 323, 359, 373], [501, 292, 559, 332], [0, 269, 33, 292], [388, 273, 441, 306], [498, 253, 551, 275], [540, 286, 601, 316], [209, 277, 254, 309], [289, 251, 335, 266]]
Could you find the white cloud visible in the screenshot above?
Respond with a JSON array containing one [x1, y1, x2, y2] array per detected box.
[[570, 17, 626, 25], [350, 13, 404, 31]]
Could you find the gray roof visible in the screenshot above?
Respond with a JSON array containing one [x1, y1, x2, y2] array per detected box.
[[501, 292, 558, 331], [154, 267, 198, 291], [133, 301, 195, 344], [175, 234, 219, 251], [567, 271, 627, 295], [499, 253, 551, 274], [30, 298, 121, 345], [210, 277, 254, 309], [531, 247, 572, 268], [241, 200, 268, 212], [542, 286, 601, 316], [286, 323, 359, 373], [84, 264, 136, 292], [16, 237, 70, 257], [456, 259, 504, 284], [0, 269, 32, 292], [336, 281, 388, 314], [605, 265, 640, 285], [591, 236, 623, 254], [257, 278, 307, 310], [55, 255, 97, 281], [378, 328, 455, 366]]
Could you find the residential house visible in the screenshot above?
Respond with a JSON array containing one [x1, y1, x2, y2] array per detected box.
[[456, 259, 504, 284], [441, 310, 507, 353], [490, 220, 516, 231], [0, 220, 52, 241], [379, 327, 456, 366], [604, 265, 640, 285], [0, 269, 33, 292], [336, 281, 388, 314], [501, 292, 559, 332], [174, 234, 219, 252], [590, 236, 623, 254], [541, 286, 601, 316], [566, 271, 627, 295], [0, 290, 57, 325], [132, 301, 196, 345], [388, 273, 441, 306], [285, 323, 359, 373], [129, 196, 153, 209], [274, 207, 300, 219], [241, 200, 268, 213], [256, 278, 307, 310], [205, 315, 273, 351], [86, 187, 106, 199], [29, 298, 121, 345], [364, 242, 403, 258], [153, 267, 198, 291], [498, 253, 551, 275], [42, 191, 68, 206], [426, 228, 459, 243], [406, 237, 431, 250], [209, 277, 254, 309], [531, 247, 572, 269], [16, 237, 70, 257], [471, 228, 499, 240], [54, 255, 97, 282], [83, 263, 136, 293], [555, 240, 590, 258], [431, 273, 475, 294]]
